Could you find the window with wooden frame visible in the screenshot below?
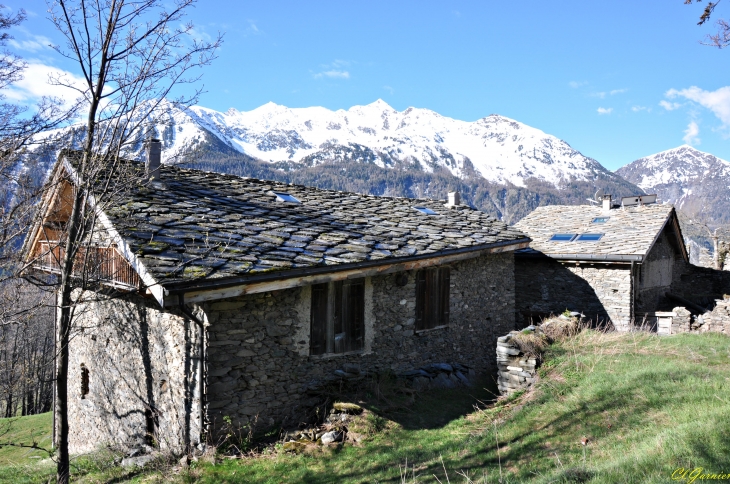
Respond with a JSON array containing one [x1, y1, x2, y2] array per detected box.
[[310, 280, 365, 355], [415, 267, 450, 331]]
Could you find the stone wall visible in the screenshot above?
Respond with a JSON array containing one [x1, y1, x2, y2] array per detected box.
[[670, 260, 730, 302], [203, 252, 515, 429], [496, 331, 538, 396], [636, 230, 677, 313], [67, 291, 203, 454], [515, 257, 633, 330]]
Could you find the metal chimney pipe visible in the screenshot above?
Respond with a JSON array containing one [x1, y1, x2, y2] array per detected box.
[[602, 194, 612, 213], [146, 138, 162, 181]]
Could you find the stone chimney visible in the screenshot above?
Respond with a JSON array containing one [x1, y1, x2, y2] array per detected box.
[[145, 138, 162, 181], [446, 191, 461, 208], [602, 194, 612, 213]]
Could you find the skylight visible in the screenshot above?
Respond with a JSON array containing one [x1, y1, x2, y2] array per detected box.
[[575, 233, 604, 242], [414, 206, 438, 215], [592, 217, 610, 224], [273, 192, 301, 203], [549, 234, 577, 242]]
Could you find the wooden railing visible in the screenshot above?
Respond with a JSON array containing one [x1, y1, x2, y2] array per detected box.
[[34, 241, 140, 290]]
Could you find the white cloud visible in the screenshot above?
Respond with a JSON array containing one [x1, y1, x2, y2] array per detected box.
[[683, 121, 701, 145], [1, 62, 86, 109], [569, 80, 587, 88], [597, 107, 613, 115], [610, 88, 627, 95], [313, 70, 349, 80], [631, 105, 648, 112], [313, 60, 352, 80], [659, 100, 682, 111], [383, 85, 394, 95], [8, 34, 53, 52], [666, 85, 730, 126]]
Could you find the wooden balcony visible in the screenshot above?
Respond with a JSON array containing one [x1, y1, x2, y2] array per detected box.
[[33, 241, 141, 290]]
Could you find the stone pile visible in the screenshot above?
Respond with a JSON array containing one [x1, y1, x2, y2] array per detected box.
[[282, 402, 362, 453], [496, 327, 539, 396], [328, 362, 474, 390], [694, 298, 730, 334]]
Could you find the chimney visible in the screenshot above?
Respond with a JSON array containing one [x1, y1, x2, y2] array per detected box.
[[446, 191, 461, 208], [602, 194, 612, 213], [145, 138, 162, 181]]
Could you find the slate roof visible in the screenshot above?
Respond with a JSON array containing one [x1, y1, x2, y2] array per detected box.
[[513, 203, 686, 262], [82, 159, 528, 289]]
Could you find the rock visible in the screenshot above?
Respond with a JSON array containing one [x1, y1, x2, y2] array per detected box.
[[283, 441, 306, 453], [179, 455, 189, 468], [426, 363, 453, 372], [321, 431, 343, 445], [455, 371, 470, 385], [121, 454, 155, 468]]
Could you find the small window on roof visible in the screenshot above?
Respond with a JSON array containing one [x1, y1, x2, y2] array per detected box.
[[592, 217, 610, 224], [414, 206, 438, 215], [273, 192, 301, 203], [576, 233, 604, 242], [549, 233, 577, 242]]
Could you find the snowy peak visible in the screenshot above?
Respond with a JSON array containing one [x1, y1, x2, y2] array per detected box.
[[137, 99, 624, 190], [616, 145, 730, 224]]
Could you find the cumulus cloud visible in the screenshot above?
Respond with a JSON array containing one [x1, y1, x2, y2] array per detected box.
[[659, 100, 682, 111], [666, 86, 730, 127], [597, 107, 613, 115], [683, 120, 701, 145], [1, 62, 86, 109], [632, 105, 648, 112]]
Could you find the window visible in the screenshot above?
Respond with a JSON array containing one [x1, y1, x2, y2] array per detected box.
[[413, 206, 438, 215], [80, 364, 89, 399], [273, 192, 301, 203], [549, 233, 577, 242], [592, 217, 610, 223], [415, 267, 450, 330], [310, 280, 365, 355], [575, 233, 604, 242]]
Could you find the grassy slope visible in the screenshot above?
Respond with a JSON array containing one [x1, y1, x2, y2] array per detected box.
[[3, 331, 729, 483]]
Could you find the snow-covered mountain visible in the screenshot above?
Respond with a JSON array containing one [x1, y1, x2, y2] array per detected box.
[[616, 145, 730, 225], [29, 99, 641, 223], [145, 99, 630, 191]]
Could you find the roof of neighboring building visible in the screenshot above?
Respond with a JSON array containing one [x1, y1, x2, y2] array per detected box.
[[513, 203, 687, 262], [40, 152, 528, 293]]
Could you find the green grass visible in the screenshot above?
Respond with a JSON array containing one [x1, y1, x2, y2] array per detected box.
[[2, 330, 730, 483]]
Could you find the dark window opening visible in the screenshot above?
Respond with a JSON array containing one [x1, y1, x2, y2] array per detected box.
[[549, 233, 577, 242], [575, 233, 604, 242], [310, 280, 365, 355], [415, 267, 450, 331], [80, 364, 89, 399]]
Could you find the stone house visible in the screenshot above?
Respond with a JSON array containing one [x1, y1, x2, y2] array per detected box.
[[512, 195, 688, 330], [24, 146, 529, 454]]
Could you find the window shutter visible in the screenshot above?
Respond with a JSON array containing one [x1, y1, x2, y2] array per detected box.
[[426, 268, 440, 329], [342, 280, 365, 352], [439, 267, 450, 327], [310, 284, 328, 355], [415, 270, 427, 330]]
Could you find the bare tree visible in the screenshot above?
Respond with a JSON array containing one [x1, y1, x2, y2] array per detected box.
[[685, 0, 730, 47], [28, 1, 221, 482]]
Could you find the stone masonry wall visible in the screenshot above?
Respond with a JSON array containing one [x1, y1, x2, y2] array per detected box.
[[67, 291, 203, 454], [496, 331, 538, 395], [636, 231, 676, 314], [516, 257, 633, 330], [203, 252, 515, 429]]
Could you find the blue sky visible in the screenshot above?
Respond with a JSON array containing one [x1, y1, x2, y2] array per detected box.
[[7, 1, 730, 170]]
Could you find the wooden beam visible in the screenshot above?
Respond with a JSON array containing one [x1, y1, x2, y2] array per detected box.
[[164, 241, 529, 307]]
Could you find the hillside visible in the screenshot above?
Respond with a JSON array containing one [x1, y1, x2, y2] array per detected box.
[[3, 330, 729, 483]]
